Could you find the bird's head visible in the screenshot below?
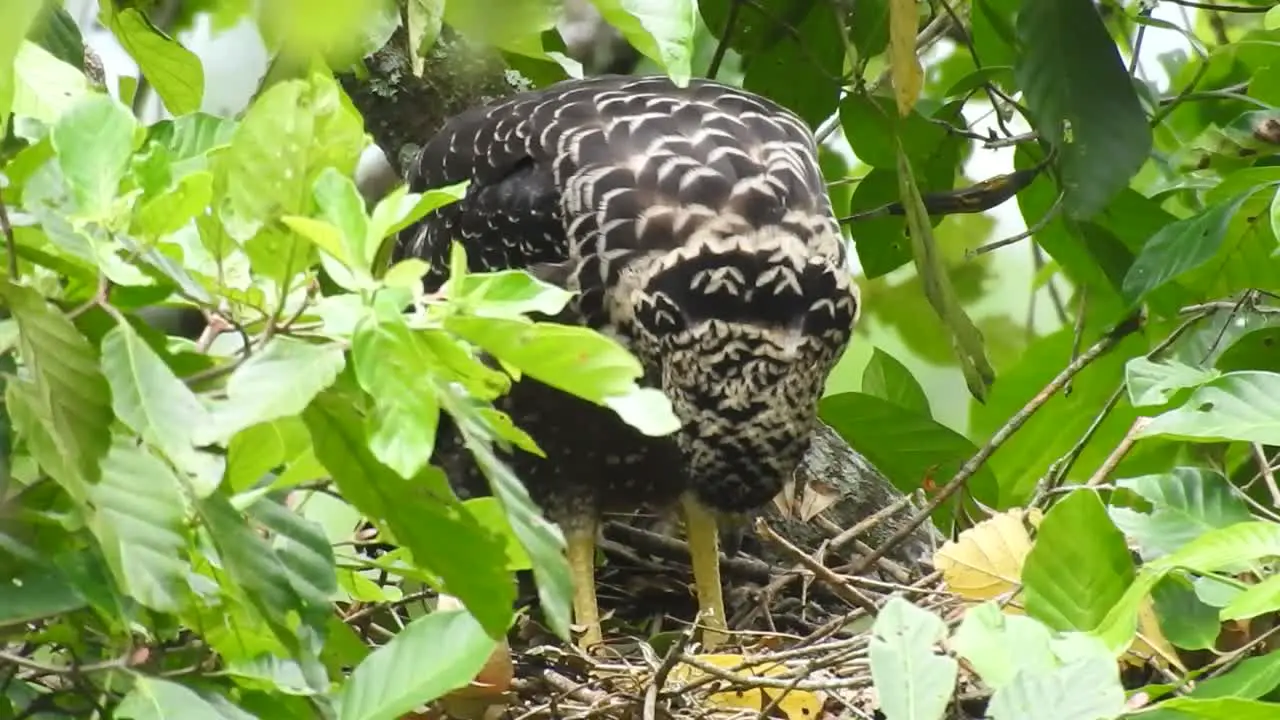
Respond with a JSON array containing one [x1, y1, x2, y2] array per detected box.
[[621, 227, 861, 513]]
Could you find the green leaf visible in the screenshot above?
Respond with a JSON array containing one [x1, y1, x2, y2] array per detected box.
[[220, 73, 366, 242], [445, 316, 681, 436], [862, 347, 931, 416], [1191, 649, 1280, 699], [985, 654, 1128, 720], [200, 336, 346, 446], [369, 182, 468, 274], [951, 603, 1066, 691], [0, 570, 86, 627], [0, 282, 112, 493], [101, 7, 204, 115], [28, 4, 85, 71], [313, 166, 371, 272], [9, 40, 93, 125], [50, 94, 139, 219], [406, 0, 445, 73], [1141, 371, 1280, 445], [0, 0, 43, 126], [460, 437, 572, 640], [88, 436, 190, 614], [442, 0, 561, 58], [1223, 572, 1280, 622], [351, 299, 442, 479], [820, 392, 1000, 530], [302, 393, 516, 637], [1122, 195, 1250, 303], [588, 0, 696, 85], [1014, 0, 1151, 218], [197, 491, 315, 635], [1022, 490, 1134, 633], [868, 597, 958, 720], [134, 170, 215, 238], [894, 138, 993, 400], [1124, 357, 1221, 407], [1093, 522, 1280, 652], [245, 496, 338, 611], [116, 676, 247, 720], [1151, 575, 1220, 651], [463, 497, 533, 571], [101, 320, 221, 495], [336, 609, 497, 720], [226, 418, 313, 492], [1153, 697, 1280, 719], [1108, 467, 1252, 561], [446, 269, 574, 319]]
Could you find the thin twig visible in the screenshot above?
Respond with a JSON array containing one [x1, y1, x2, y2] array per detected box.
[[1084, 416, 1153, 487], [967, 191, 1064, 258], [1252, 443, 1280, 508]]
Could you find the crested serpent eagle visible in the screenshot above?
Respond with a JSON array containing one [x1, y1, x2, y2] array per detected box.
[[396, 74, 861, 649]]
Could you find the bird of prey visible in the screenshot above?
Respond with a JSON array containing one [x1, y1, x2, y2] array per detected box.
[[396, 74, 861, 650]]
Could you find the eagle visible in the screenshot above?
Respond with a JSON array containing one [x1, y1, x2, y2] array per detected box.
[[396, 74, 861, 650]]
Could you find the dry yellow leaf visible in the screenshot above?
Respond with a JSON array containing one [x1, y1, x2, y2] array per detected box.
[[934, 509, 1042, 603], [888, 0, 923, 115], [667, 653, 824, 719], [772, 477, 842, 522]]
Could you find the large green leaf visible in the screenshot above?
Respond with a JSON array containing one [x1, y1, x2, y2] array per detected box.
[[0, 570, 86, 627], [0, 282, 112, 493], [197, 492, 316, 639], [351, 299, 442, 479], [245, 496, 338, 611], [199, 336, 346, 445], [101, 6, 204, 115], [1122, 195, 1250, 303], [1014, 0, 1151, 218], [1108, 467, 1252, 561], [219, 73, 365, 242], [1022, 490, 1134, 633], [50, 93, 138, 220], [101, 320, 222, 494], [442, 0, 561, 57], [336, 609, 497, 720], [1153, 697, 1280, 719], [820, 391, 999, 529], [588, 0, 697, 86], [302, 393, 516, 637], [986, 654, 1127, 720], [9, 40, 93, 126], [868, 597, 958, 720], [88, 436, 190, 614], [1140, 371, 1280, 445]]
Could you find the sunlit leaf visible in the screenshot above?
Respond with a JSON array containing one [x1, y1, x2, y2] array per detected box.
[[200, 336, 346, 446], [1141, 371, 1280, 445], [1022, 490, 1134, 633], [336, 609, 497, 720], [869, 597, 957, 720], [1124, 357, 1221, 407], [101, 6, 204, 115], [50, 94, 138, 219], [89, 436, 189, 614], [1122, 195, 1250, 303], [116, 675, 246, 720], [588, 0, 697, 85], [862, 347, 931, 416], [1109, 467, 1252, 561], [101, 320, 221, 495]]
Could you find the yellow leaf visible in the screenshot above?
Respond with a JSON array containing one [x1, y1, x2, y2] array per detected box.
[[888, 0, 923, 116], [934, 509, 1043, 604], [667, 653, 824, 719]]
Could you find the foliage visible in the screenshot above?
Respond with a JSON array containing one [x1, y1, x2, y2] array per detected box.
[[1, 0, 1280, 717]]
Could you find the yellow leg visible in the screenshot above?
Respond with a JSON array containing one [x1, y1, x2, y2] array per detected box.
[[565, 523, 604, 651], [680, 494, 729, 649]]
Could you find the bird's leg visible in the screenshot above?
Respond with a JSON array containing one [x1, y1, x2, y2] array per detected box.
[[565, 521, 604, 651], [679, 493, 729, 649]]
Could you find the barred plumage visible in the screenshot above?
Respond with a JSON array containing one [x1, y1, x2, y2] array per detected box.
[[397, 75, 861, 649]]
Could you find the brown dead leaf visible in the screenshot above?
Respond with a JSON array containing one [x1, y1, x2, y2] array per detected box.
[[933, 509, 1042, 604], [772, 477, 842, 522]]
